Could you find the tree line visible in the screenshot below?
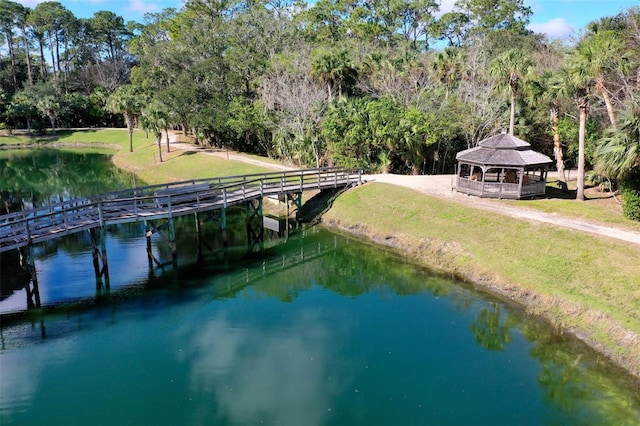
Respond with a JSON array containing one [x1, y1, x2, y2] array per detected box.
[[1, 0, 639, 217]]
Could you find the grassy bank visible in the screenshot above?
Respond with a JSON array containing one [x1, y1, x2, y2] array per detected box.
[[4, 128, 640, 377], [323, 183, 640, 377], [1, 128, 273, 182]]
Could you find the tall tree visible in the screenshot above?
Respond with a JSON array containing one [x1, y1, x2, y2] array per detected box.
[[20, 80, 62, 134], [575, 28, 627, 128], [439, 0, 532, 46], [527, 69, 569, 189], [0, 0, 21, 91], [489, 48, 532, 135], [141, 100, 168, 163], [29, 2, 75, 78], [15, 3, 34, 85], [88, 11, 129, 61], [310, 47, 357, 100], [561, 60, 593, 201], [106, 84, 143, 152]]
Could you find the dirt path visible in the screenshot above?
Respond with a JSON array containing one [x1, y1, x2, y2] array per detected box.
[[168, 135, 640, 246], [169, 140, 295, 171], [364, 173, 640, 246]]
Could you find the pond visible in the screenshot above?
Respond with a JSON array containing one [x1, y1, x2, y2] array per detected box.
[[1, 149, 639, 425]]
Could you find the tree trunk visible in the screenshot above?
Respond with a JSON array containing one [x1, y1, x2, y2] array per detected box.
[[596, 79, 616, 128], [55, 32, 62, 75], [576, 101, 587, 201], [550, 106, 566, 190], [125, 112, 134, 152], [156, 135, 163, 162], [7, 35, 18, 91], [38, 39, 47, 78], [48, 32, 56, 76], [165, 128, 171, 153], [48, 112, 56, 136], [509, 90, 516, 136], [21, 27, 33, 84]]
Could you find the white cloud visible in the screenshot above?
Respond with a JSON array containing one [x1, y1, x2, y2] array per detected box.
[[17, 0, 43, 7], [528, 17, 575, 39], [436, 0, 457, 17], [127, 0, 161, 15]]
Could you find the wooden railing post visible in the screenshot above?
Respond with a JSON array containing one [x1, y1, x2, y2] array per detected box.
[[98, 202, 105, 227]]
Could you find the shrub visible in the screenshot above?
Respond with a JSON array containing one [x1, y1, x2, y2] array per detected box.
[[621, 172, 640, 221]]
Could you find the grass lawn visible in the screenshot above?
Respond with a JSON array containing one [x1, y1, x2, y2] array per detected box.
[[1, 128, 275, 181], [502, 179, 640, 233]]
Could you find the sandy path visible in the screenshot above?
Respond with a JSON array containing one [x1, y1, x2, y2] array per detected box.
[[364, 173, 640, 246]]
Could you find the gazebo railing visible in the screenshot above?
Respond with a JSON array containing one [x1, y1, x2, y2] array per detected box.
[[456, 177, 546, 199], [520, 181, 546, 197]]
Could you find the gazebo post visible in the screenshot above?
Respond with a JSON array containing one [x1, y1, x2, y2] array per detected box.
[[518, 167, 525, 199], [481, 165, 487, 197]]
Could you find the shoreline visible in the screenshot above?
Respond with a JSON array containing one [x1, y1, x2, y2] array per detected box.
[[320, 180, 640, 381], [3, 138, 639, 381], [322, 216, 640, 380]]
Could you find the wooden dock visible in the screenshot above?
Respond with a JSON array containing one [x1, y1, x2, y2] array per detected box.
[[0, 168, 361, 253]]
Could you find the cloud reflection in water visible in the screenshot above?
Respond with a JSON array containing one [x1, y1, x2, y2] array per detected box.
[[177, 308, 345, 425]]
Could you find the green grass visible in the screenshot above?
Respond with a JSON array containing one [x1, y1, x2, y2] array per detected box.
[[1, 128, 124, 146], [497, 180, 640, 233], [2, 128, 276, 182], [110, 131, 274, 183]]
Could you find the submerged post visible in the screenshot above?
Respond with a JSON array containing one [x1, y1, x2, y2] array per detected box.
[[246, 199, 264, 253], [19, 245, 41, 309], [90, 227, 110, 292], [195, 212, 204, 264], [168, 217, 177, 268]]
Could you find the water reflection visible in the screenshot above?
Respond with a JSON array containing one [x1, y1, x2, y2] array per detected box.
[[178, 311, 342, 425], [0, 149, 139, 303], [469, 303, 514, 351], [1, 150, 640, 424], [1, 227, 639, 424]]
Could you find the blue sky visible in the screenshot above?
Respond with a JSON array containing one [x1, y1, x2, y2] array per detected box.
[[17, 0, 640, 40]]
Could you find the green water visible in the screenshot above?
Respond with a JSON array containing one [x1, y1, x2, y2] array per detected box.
[[1, 149, 639, 425]]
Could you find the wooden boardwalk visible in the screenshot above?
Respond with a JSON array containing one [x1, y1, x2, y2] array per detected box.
[[0, 168, 361, 253]]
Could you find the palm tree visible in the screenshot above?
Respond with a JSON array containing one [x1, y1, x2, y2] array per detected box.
[[574, 29, 626, 128], [310, 48, 357, 101], [489, 48, 532, 135], [141, 100, 168, 163], [431, 46, 464, 100], [560, 61, 593, 201], [595, 111, 640, 181], [527, 69, 568, 189], [107, 85, 142, 153], [596, 111, 640, 220]]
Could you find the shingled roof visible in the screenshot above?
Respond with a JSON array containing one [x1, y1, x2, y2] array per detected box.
[[456, 133, 552, 167]]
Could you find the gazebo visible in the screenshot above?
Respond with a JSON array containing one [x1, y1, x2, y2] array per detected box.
[[455, 133, 552, 199]]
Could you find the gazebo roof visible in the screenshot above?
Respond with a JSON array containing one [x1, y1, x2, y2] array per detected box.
[[456, 133, 552, 167]]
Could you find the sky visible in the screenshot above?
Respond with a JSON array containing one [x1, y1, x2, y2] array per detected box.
[[15, 0, 640, 41]]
